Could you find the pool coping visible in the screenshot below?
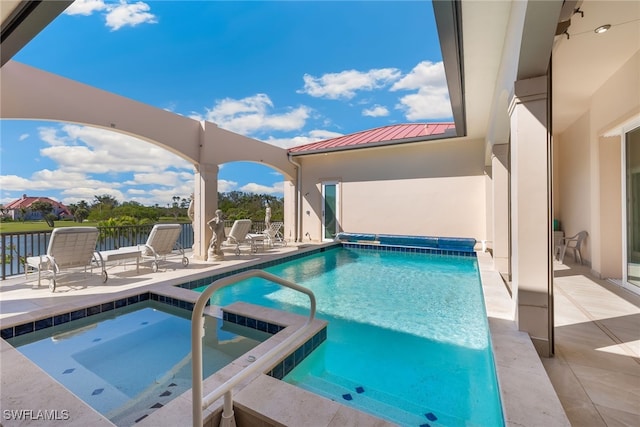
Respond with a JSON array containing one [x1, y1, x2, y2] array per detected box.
[[0, 245, 570, 426]]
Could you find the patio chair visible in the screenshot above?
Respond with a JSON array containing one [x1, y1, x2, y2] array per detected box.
[[223, 219, 260, 255], [25, 227, 106, 292], [114, 223, 189, 272], [261, 221, 287, 247], [556, 230, 588, 264]]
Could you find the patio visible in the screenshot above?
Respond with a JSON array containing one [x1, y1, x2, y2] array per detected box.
[[0, 245, 637, 426], [546, 261, 640, 426]]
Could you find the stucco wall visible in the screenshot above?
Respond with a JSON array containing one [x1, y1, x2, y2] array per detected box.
[[556, 51, 639, 277], [556, 112, 592, 262], [290, 138, 487, 242]]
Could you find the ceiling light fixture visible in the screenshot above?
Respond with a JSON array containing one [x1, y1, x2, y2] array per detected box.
[[594, 24, 611, 34]]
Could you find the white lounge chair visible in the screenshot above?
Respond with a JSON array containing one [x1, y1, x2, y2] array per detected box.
[[130, 223, 189, 272], [25, 227, 106, 292], [223, 219, 261, 255], [109, 223, 189, 273]]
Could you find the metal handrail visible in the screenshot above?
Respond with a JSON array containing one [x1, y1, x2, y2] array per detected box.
[[191, 269, 316, 427]]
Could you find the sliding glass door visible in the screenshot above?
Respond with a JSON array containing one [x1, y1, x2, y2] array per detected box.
[[625, 126, 640, 291], [321, 181, 339, 241]]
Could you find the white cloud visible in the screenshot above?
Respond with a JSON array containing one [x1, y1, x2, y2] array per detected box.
[[124, 171, 193, 187], [19, 134, 29, 141], [61, 187, 125, 205], [0, 124, 197, 207], [389, 61, 452, 120], [263, 129, 343, 149], [299, 68, 401, 100], [0, 169, 110, 193], [0, 175, 37, 191], [391, 61, 447, 91], [395, 87, 452, 120], [362, 105, 389, 117], [218, 179, 238, 193], [40, 125, 193, 173], [65, 0, 107, 16], [65, 0, 156, 31], [239, 182, 284, 195], [106, 1, 157, 31], [194, 94, 311, 136]]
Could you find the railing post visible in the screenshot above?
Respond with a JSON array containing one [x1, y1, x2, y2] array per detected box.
[[220, 391, 234, 427], [1, 234, 6, 280], [191, 269, 316, 427]]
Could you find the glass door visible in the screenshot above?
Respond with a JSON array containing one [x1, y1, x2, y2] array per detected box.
[[625, 126, 640, 291], [321, 181, 339, 241]]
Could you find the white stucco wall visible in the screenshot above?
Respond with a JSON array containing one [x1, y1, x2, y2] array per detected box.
[[556, 51, 640, 277], [289, 138, 487, 243]]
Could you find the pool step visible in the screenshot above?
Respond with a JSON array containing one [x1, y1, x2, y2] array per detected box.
[[291, 373, 462, 426]]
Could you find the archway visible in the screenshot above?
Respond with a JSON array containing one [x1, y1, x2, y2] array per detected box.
[[0, 61, 296, 257]]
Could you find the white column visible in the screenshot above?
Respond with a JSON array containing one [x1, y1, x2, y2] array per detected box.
[[509, 75, 553, 357], [492, 143, 510, 276], [193, 163, 218, 260]]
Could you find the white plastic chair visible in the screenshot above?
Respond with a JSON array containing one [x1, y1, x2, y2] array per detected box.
[[556, 230, 588, 264], [25, 227, 105, 292]]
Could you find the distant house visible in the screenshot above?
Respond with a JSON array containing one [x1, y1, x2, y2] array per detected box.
[[3, 194, 71, 220]]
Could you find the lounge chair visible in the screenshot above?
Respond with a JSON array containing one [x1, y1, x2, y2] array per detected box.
[[261, 221, 287, 247], [556, 230, 588, 264], [223, 219, 261, 255], [25, 227, 106, 292], [111, 223, 189, 272]]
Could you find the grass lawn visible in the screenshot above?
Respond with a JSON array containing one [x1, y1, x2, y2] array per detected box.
[[0, 218, 189, 233], [0, 221, 100, 233]]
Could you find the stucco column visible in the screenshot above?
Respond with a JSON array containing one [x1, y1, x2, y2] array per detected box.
[[492, 143, 510, 276], [192, 163, 218, 260], [509, 75, 553, 357]]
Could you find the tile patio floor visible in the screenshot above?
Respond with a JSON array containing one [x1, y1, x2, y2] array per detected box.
[[0, 244, 637, 426]]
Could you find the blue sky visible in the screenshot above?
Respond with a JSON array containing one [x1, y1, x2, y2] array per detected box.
[[0, 0, 451, 208]]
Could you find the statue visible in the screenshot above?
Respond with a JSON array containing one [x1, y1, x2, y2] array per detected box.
[[188, 193, 195, 251], [265, 205, 272, 230], [187, 193, 195, 224], [207, 209, 226, 261]]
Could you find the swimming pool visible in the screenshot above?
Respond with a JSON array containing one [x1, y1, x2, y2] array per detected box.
[[7, 301, 270, 426], [197, 246, 504, 426]]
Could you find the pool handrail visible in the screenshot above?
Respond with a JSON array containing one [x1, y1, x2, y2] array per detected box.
[[191, 269, 317, 427]]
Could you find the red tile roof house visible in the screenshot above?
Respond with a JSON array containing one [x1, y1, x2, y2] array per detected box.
[[3, 194, 71, 221]]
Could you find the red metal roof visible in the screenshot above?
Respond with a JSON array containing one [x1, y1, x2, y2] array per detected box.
[[4, 195, 70, 215], [288, 123, 456, 155]]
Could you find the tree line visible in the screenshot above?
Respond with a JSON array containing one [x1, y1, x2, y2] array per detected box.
[[1, 192, 283, 226]]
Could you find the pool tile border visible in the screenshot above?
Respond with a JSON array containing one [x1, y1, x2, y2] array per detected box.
[[340, 242, 477, 257], [221, 310, 327, 380], [177, 244, 340, 291], [176, 242, 475, 293], [0, 292, 194, 340], [2, 289, 325, 385], [266, 326, 327, 380]]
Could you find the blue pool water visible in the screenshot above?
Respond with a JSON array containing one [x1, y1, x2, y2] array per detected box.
[[199, 247, 503, 426], [8, 302, 269, 426]]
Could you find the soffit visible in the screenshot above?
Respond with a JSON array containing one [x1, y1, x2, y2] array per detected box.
[[552, 0, 640, 133], [458, 1, 512, 141], [0, 1, 72, 67]]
